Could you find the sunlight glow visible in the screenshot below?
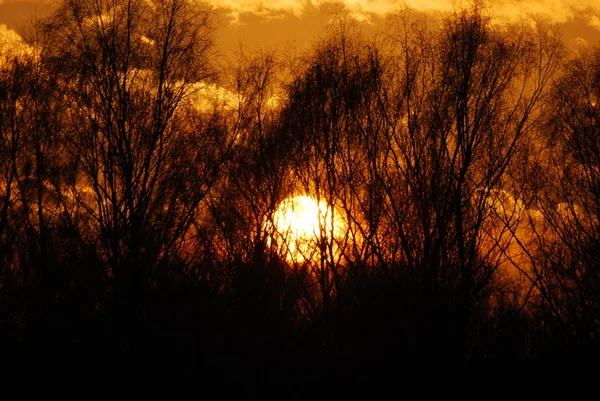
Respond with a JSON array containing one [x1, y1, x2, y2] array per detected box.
[[268, 195, 344, 263]]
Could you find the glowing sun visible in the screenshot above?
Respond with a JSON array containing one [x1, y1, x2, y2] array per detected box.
[[268, 195, 344, 263]]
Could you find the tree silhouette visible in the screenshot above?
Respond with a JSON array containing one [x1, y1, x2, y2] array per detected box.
[[527, 44, 600, 357], [2, 0, 600, 381], [38, 0, 224, 346]]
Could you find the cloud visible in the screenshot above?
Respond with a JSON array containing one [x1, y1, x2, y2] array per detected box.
[[187, 81, 239, 112], [211, 0, 600, 30], [0, 24, 24, 49], [209, 0, 319, 24], [590, 15, 600, 30], [492, 1, 600, 31], [186, 81, 280, 112], [0, 24, 35, 65]]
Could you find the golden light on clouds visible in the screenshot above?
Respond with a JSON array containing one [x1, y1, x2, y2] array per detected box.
[[187, 81, 239, 111], [492, 0, 600, 29], [1, 1, 600, 52], [210, 0, 313, 22], [211, 0, 600, 30], [0, 24, 35, 64], [0, 24, 24, 50]]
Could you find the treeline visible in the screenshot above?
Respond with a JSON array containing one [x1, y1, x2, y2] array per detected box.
[[1, 0, 600, 379]]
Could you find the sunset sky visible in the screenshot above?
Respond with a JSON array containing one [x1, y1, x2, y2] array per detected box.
[[3, 0, 600, 373], [2, 0, 600, 53]]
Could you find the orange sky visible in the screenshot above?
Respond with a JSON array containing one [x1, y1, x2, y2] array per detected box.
[[1, 0, 600, 53]]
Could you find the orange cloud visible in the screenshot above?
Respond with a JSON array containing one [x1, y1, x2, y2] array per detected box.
[[212, 0, 600, 29], [0, 24, 36, 65], [590, 15, 600, 30], [209, 0, 318, 24], [493, 1, 600, 28]]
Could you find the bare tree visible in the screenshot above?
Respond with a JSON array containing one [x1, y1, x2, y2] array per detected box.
[[364, 3, 562, 356], [40, 0, 222, 337], [278, 15, 384, 326], [529, 44, 600, 348]]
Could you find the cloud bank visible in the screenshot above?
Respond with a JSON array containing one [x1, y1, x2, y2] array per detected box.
[[211, 0, 600, 30]]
